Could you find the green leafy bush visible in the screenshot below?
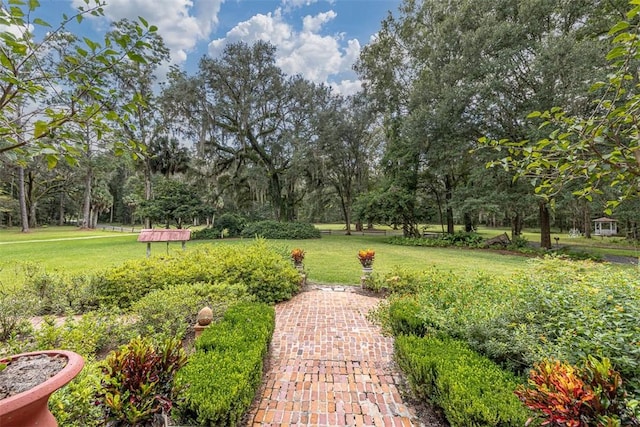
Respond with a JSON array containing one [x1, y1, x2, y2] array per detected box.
[[388, 297, 428, 337], [93, 240, 300, 307], [0, 286, 35, 342], [192, 213, 247, 240], [190, 227, 220, 240], [96, 337, 187, 426], [34, 310, 132, 359], [387, 232, 484, 248], [23, 271, 97, 315], [130, 282, 253, 339], [50, 362, 104, 427], [396, 335, 531, 426], [240, 220, 321, 239], [372, 259, 640, 401], [176, 302, 275, 426]]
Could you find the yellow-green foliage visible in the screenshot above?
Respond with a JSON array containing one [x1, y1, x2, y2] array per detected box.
[[94, 240, 300, 308]]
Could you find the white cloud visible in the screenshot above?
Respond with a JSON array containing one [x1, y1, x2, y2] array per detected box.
[[207, 8, 361, 91], [72, 0, 223, 64], [302, 10, 336, 32], [281, 0, 324, 9], [330, 79, 363, 96]]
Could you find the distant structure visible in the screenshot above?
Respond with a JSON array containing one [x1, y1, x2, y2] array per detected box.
[[592, 217, 618, 237], [137, 229, 191, 257]]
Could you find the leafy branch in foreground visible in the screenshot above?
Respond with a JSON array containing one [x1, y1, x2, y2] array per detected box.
[[481, 3, 640, 214]]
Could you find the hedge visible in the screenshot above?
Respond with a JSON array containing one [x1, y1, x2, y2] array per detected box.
[[176, 302, 275, 426], [395, 335, 532, 426], [240, 220, 321, 239]]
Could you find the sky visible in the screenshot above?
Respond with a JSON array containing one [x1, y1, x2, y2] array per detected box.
[[35, 0, 402, 95]]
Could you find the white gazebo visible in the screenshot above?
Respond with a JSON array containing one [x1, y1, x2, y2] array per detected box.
[[593, 217, 618, 236]]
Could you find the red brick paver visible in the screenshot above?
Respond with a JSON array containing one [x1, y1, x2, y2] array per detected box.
[[247, 287, 421, 426]]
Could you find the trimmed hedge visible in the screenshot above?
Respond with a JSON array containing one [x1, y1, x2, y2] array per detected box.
[[395, 335, 532, 426], [176, 302, 275, 426], [93, 240, 300, 308], [240, 220, 321, 239]]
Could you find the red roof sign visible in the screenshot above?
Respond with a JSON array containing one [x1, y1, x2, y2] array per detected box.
[[137, 229, 191, 242]]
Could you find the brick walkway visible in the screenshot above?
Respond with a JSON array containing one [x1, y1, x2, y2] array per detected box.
[[247, 286, 422, 427]]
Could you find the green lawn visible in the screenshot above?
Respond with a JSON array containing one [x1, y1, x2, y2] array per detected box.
[[1, 225, 636, 288], [0, 227, 534, 287]]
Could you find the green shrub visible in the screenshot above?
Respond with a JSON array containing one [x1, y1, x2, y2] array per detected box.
[[191, 227, 220, 240], [388, 297, 428, 337], [50, 361, 104, 427], [24, 271, 97, 315], [0, 286, 35, 342], [240, 220, 321, 239], [130, 282, 253, 340], [395, 335, 532, 426], [373, 259, 640, 400], [387, 232, 484, 248], [176, 302, 275, 426], [34, 309, 133, 359], [93, 240, 300, 308]]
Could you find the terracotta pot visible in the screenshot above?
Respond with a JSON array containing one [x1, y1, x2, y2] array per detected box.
[[0, 350, 84, 427]]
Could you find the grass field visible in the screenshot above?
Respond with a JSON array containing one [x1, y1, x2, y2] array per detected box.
[[1, 225, 637, 287], [0, 226, 535, 286]]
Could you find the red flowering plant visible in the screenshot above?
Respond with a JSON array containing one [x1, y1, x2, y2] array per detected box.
[[358, 249, 375, 268], [290, 248, 305, 265]]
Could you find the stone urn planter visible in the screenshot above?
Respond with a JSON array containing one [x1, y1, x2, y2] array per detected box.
[[0, 350, 84, 427]]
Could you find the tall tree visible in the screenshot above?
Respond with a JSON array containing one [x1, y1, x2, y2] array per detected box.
[[0, 1, 165, 231], [103, 19, 170, 228], [315, 94, 378, 234]]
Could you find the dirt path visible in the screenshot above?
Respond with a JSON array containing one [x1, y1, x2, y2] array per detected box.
[[246, 285, 428, 427]]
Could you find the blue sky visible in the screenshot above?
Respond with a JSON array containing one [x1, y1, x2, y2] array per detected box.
[[34, 0, 401, 94]]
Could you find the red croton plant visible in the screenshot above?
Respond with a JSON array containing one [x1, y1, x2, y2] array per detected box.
[[290, 248, 305, 264], [358, 249, 375, 268], [515, 357, 633, 427]]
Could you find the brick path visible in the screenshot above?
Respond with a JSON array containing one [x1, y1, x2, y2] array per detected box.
[[247, 286, 422, 427]]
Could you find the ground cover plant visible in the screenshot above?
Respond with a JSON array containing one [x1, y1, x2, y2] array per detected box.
[[369, 258, 640, 425]]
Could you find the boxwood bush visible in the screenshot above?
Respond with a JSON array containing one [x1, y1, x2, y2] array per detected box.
[[176, 302, 275, 426], [240, 220, 321, 239], [395, 335, 532, 426], [93, 240, 300, 308]]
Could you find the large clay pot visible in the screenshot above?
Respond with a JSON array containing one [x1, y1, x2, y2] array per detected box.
[[0, 350, 84, 427]]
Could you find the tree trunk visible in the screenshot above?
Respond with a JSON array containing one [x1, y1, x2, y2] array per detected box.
[[510, 211, 523, 239], [81, 168, 92, 229], [336, 187, 352, 235], [18, 167, 29, 232], [539, 200, 552, 249], [463, 212, 473, 232], [582, 202, 591, 238], [144, 158, 152, 229], [445, 176, 454, 234], [58, 192, 65, 226]]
